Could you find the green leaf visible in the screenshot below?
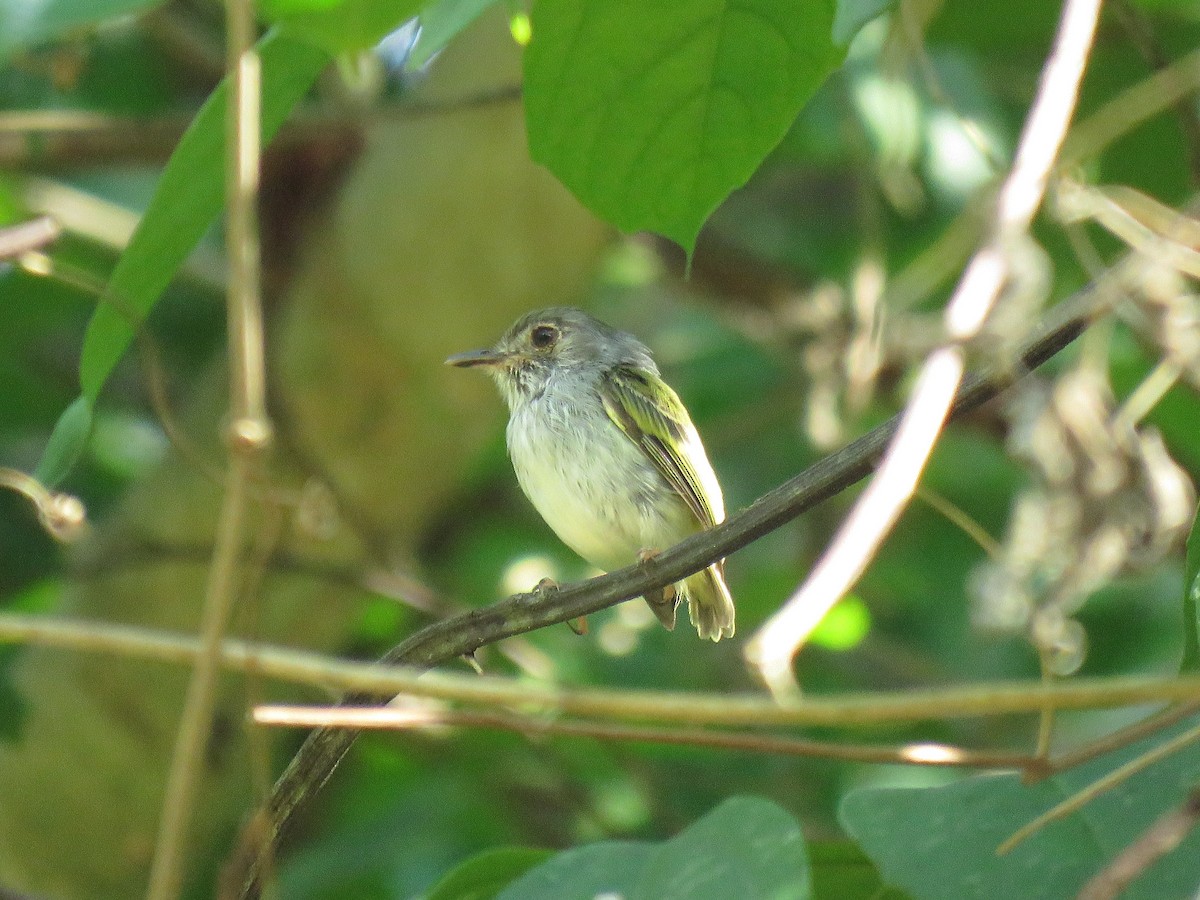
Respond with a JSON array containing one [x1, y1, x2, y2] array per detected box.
[[524, 0, 845, 255], [426, 847, 552, 900], [1182, 500, 1200, 673], [498, 840, 653, 899], [808, 842, 910, 900], [34, 395, 93, 487], [0, 0, 163, 60], [261, 0, 425, 53], [640, 796, 809, 898], [78, 30, 330, 403], [408, 0, 502, 70], [840, 715, 1200, 900], [500, 796, 810, 900], [832, 0, 896, 45]]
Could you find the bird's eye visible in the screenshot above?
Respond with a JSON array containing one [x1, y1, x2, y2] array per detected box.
[[530, 324, 559, 349]]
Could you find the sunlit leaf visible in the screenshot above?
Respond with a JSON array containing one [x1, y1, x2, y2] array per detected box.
[[524, 0, 845, 255]]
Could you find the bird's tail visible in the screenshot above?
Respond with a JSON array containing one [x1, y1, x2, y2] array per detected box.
[[681, 564, 735, 642]]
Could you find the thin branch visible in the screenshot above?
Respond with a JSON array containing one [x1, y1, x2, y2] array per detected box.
[[1077, 787, 1200, 900], [145, 0, 268, 894], [252, 704, 1037, 769], [0, 468, 87, 542], [0, 215, 60, 260], [1058, 45, 1200, 171], [0, 86, 523, 172], [914, 487, 1002, 559], [1108, 0, 1200, 186], [997, 718, 1200, 855], [147, 459, 256, 900], [744, 0, 1105, 697], [5, 612, 1200, 732], [1032, 700, 1200, 781], [229, 287, 1104, 898]]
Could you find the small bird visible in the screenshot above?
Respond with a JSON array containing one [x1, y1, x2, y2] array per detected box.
[[446, 307, 734, 641]]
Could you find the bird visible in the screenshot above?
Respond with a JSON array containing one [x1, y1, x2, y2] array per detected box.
[[446, 307, 734, 640]]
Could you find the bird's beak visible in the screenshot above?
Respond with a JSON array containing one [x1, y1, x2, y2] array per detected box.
[[445, 348, 508, 368]]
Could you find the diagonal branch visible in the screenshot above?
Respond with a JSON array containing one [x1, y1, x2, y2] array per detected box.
[[745, 0, 1105, 696], [229, 286, 1106, 898]]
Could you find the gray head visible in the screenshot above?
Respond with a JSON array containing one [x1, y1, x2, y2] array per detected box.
[[446, 307, 657, 406]]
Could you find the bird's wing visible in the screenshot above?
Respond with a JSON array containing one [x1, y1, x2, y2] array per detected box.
[[599, 365, 719, 529]]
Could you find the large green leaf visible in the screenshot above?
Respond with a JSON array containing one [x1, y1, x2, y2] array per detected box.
[[0, 0, 163, 59], [76, 30, 330, 404], [523, 0, 845, 255], [499, 796, 810, 900], [841, 716, 1200, 900], [425, 847, 552, 900]]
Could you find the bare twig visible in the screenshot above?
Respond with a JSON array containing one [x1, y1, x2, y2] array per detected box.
[[998, 718, 1200, 855], [0, 468, 86, 541], [252, 704, 1036, 769], [5, 612, 1200, 730], [145, 0, 269, 894], [914, 487, 1002, 560], [1108, 0, 1200, 186], [0, 86, 522, 172], [1058, 46, 1200, 171], [744, 0, 1105, 697], [1031, 700, 1200, 781], [0, 215, 59, 261], [1077, 787, 1200, 900], [748, 0, 1104, 696]]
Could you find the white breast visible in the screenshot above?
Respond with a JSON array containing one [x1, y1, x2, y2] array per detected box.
[[506, 392, 695, 573]]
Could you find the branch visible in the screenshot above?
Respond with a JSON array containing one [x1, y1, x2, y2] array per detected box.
[[1077, 787, 1200, 900], [146, 0, 270, 895], [0, 215, 60, 260], [745, 0, 1104, 695], [228, 287, 1104, 897], [0, 87, 523, 172], [252, 704, 1036, 770], [6, 610, 1200, 727]]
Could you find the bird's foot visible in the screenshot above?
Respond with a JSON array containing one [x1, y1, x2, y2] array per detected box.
[[638, 548, 679, 630], [532, 576, 559, 598]]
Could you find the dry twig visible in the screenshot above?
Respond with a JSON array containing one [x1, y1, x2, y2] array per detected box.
[[743, 0, 1106, 697]]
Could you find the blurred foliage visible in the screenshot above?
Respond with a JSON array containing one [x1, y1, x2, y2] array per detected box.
[[0, 0, 1199, 897], [842, 713, 1200, 900]]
